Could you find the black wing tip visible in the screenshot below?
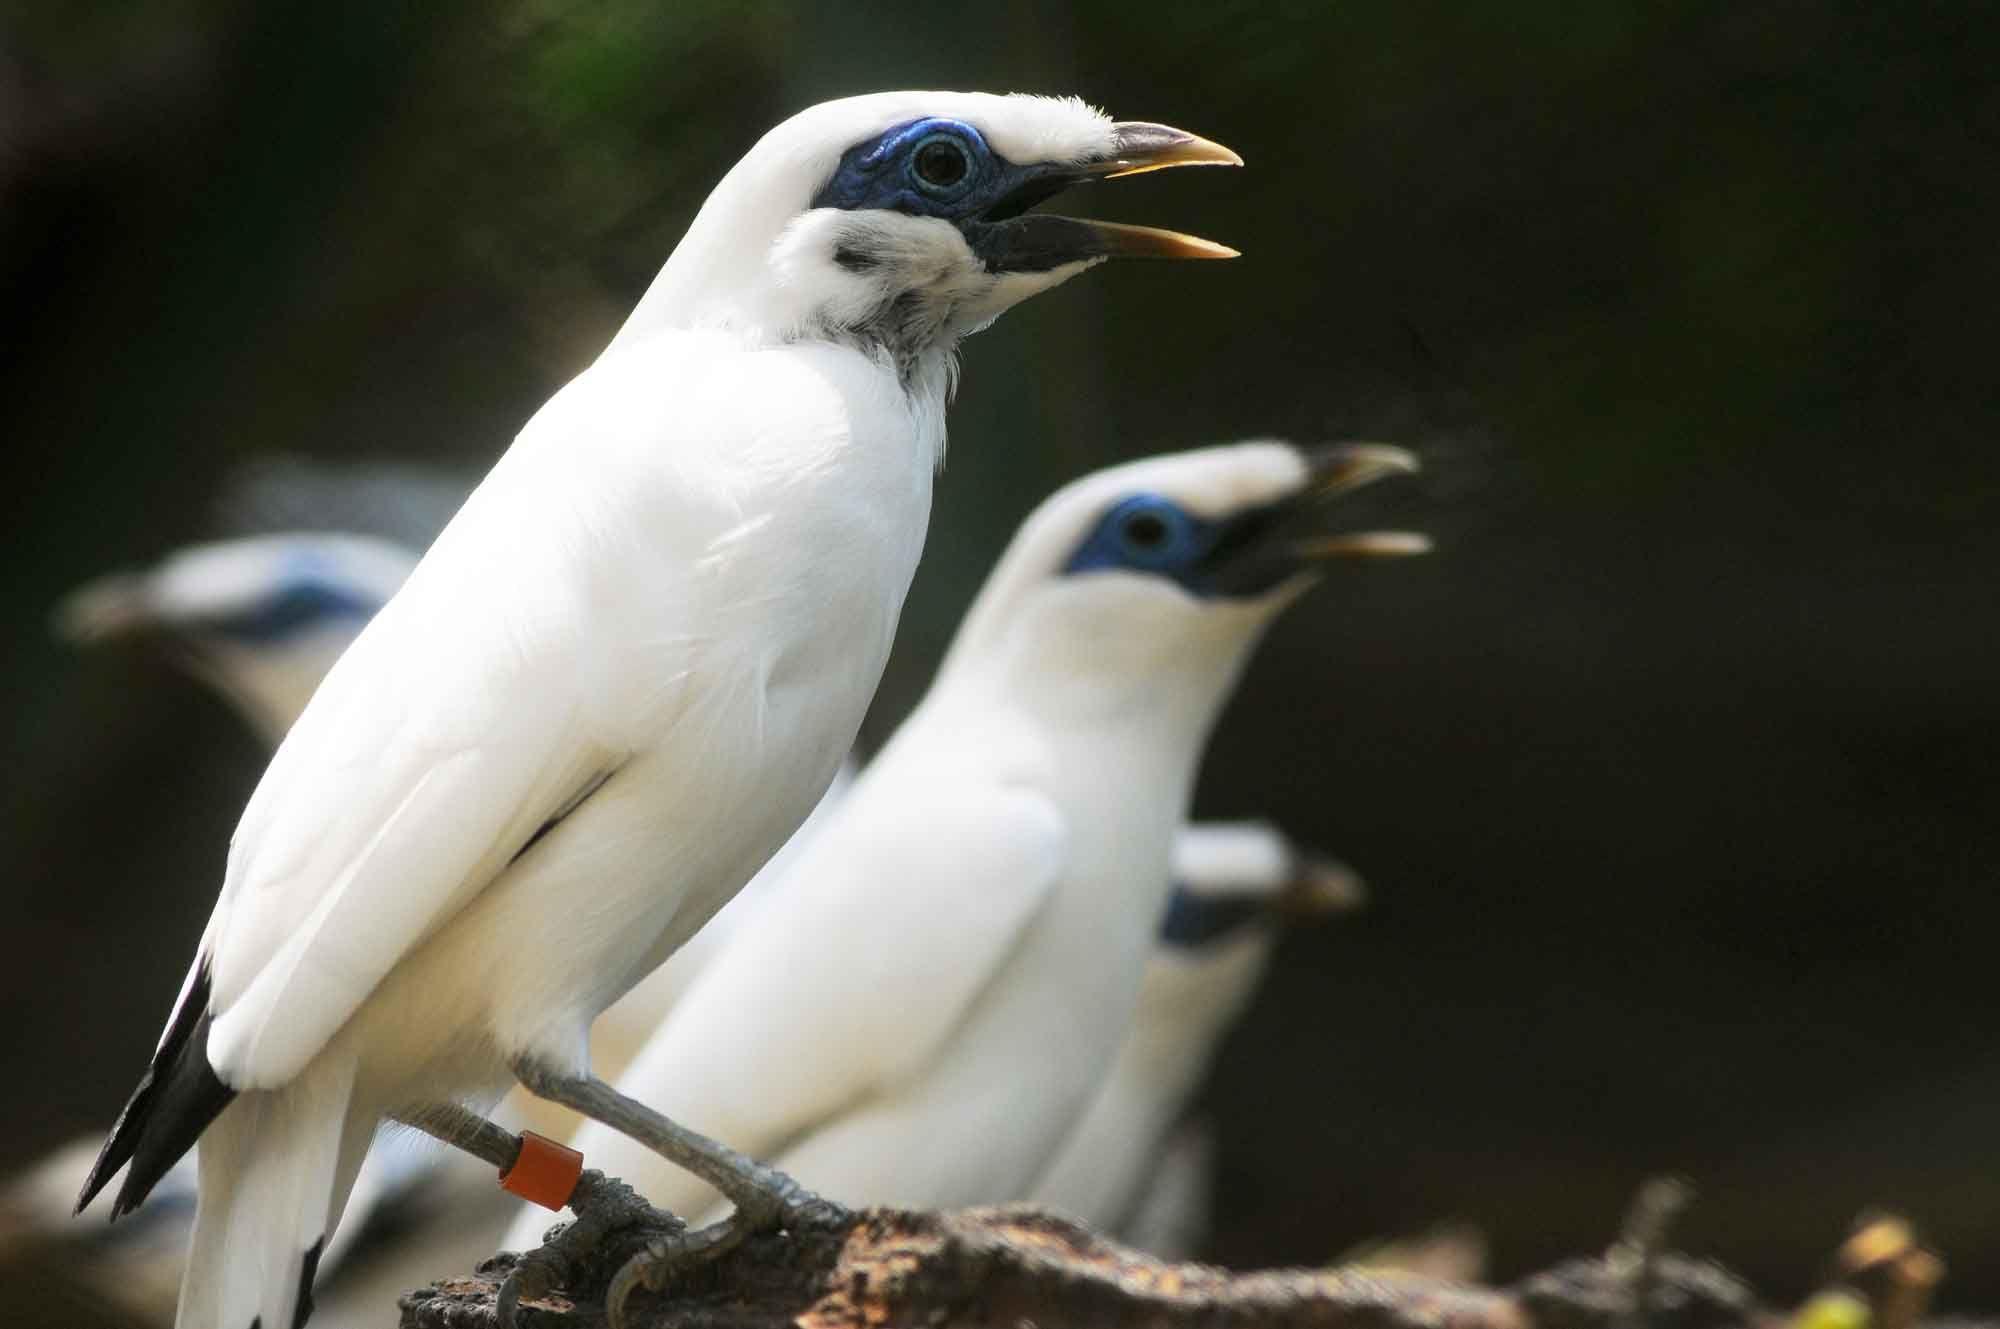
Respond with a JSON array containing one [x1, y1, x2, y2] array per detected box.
[[76, 960, 237, 1221]]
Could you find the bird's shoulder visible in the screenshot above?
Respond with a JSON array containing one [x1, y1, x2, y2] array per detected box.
[[612, 777, 1066, 1155], [674, 774, 1069, 1056]]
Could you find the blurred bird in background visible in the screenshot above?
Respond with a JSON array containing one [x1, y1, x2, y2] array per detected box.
[[54, 535, 419, 747], [502, 440, 1426, 1318], [70, 91, 1241, 1329]]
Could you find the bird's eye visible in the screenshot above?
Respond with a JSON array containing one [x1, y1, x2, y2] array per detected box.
[[910, 134, 972, 194], [1109, 498, 1194, 565]]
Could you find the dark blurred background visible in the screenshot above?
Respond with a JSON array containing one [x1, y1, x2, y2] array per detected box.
[[4, 0, 1996, 1309]]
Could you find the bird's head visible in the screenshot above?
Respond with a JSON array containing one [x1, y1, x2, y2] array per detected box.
[[1159, 821, 1367, 953], [937, 441, 1429, 725], [617, 92, 1239, 371], [54, 534, 416, 744], [1133, 823, 1365, 1036]]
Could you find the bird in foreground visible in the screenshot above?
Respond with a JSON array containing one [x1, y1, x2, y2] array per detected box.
[[74, 91, 1240, 1329], [1026, 820, 1366, 1254], [502, 440, 1427, 1321]]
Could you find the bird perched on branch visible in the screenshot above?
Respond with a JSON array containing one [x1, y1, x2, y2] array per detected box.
[[503, 441, 1426, 1319], [74, 91, 1240, 1329]]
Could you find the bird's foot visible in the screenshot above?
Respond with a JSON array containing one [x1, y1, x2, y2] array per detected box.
[[495, 1169, 684, 1329], [603, 1184, 846, 1329]]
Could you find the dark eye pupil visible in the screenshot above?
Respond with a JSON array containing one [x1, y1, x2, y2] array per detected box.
[[1123, 512, 1170, 550], [914, 140, 968, 188]]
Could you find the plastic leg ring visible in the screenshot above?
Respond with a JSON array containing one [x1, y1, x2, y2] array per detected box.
[[499, 1130, 584, 1211]]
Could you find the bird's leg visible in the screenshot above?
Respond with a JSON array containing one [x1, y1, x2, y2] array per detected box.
[[512, 1057, 832, 1224], [510, 1058, 848, 1328], [389, 1103, 684, 1328], [388, 1102, 520, 1170]]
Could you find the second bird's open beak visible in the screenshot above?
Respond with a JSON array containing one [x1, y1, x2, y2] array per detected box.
[[1199, 443, 1431, 597], [1290, 444, 1434, 561], [973, 121, 1242, 269]]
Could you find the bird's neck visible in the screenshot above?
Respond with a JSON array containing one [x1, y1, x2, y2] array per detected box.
[[927, 648, 1247, 789], [609, 235, 970, 404], [812, 308, 964, 399]]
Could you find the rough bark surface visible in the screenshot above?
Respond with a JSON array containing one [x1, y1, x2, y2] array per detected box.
[[397, 1205, 1773, 1329]]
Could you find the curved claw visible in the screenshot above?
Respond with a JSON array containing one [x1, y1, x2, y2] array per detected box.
[[497, 1171, 689, 1328], [604, 1253, 651, 1329], [604, 1215, 760, 1329], [495, 1249, 556, 1329]]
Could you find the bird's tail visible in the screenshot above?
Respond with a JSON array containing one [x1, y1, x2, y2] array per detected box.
[[176, 1058, 370, 1329]]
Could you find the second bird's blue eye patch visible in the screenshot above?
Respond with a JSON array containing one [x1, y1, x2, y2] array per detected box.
[[812, 118, 1044, 222], [1062, 493, 1216, 585], [1061, 490, 1309, 598]]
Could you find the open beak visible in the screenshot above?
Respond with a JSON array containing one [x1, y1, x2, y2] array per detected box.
[[51, 574, 232, 700], [1290, 444, 1434, 561], [971, 121, 1242, 269], [1198, 443, 1431, 597], [52, 573, 155, 646]]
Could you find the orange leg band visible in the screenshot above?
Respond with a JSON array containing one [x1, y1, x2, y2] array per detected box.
[[498, 1130, 584, 1211]]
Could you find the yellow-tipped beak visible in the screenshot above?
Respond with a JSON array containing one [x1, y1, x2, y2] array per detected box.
[[1082, 220, 1240, 261]]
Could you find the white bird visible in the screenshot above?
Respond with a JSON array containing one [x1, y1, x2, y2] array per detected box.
[[74, 91, 1240, 1329], [1026, 820, 1365, 1255], [503, 440, 1426, 1320]]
